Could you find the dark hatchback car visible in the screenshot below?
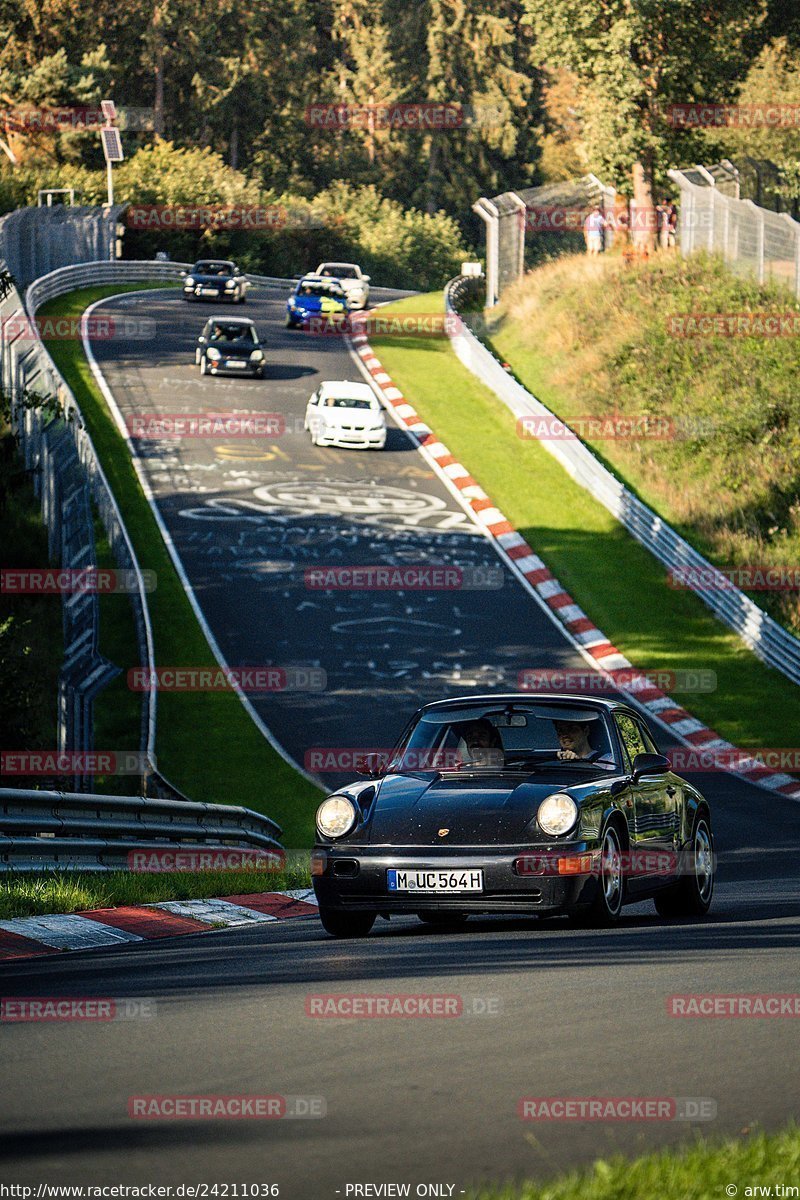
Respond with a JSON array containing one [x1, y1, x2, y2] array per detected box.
[[182, 260, 249, 303], [312, 695, 715, 937], [195, 316, 265, 378]]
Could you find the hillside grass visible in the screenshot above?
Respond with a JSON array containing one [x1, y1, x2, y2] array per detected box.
[[488, 251, 800, 636], [469, 1123, 799, 1200], [370, 292, 800, 751], [38, 283, 321, 846]]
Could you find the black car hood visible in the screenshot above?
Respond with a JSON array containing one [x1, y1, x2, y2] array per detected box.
[[365, 770, 608, 846]]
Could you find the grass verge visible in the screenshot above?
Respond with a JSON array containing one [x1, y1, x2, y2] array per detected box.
[[370, 293, 800, 751], [488, 251, 800, 635], [37, 283, 321, 845], [0, 862, 312, 919], [469, 1124, 799, 1200]]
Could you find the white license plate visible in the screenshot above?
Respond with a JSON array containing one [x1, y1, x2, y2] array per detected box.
[[387, 868, 483, 893], [200, 288, 218, 295], [226, 360, 247, 368]]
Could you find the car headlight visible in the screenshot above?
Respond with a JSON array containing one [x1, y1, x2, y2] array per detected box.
[[184, 276, 195, 286], [316, 794, 357, 839], [225, 279, 236, 289], [537, 793, 578, 837], [288, 297, 297, 308], [206, 347, 221, 360], [250, 350, 264, 362]]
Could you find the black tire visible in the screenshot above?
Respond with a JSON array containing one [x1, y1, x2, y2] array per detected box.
[[285, 315, 296, 329], [654, 814, 714, 918], [199, 355, 208, 375], [318, 907, 376, 938], [252, 366, 265, 379], [417, 911, 469, 927], [569, 820, 626, 926]]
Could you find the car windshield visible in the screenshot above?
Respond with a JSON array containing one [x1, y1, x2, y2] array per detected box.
[[320, 265, 358, 278], [387, 702, 619, 773], [297, 282, 345, 299], [324, 397, 375, 410], [207, 323, 257, 344], [194, 262, 234, 276]]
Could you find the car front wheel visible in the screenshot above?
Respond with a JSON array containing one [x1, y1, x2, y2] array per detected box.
[[654, 815, 714, 918], [199, 355, 208, 375], [570, 821, 625, 926], [318, 907, 376, 938]]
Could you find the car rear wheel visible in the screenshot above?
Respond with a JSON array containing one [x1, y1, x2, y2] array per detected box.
[[654, 815, 714, 918], [417, 912, 469, 928], [318, 907, 376, 938]]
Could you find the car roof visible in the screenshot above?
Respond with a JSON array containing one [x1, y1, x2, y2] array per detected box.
[[317, 380, 377, 401], [318, 261, 359, 269], [298, 273, 342, 285], [196, 259, 234, 267], [418, 694, 637, 718], [203, 315, 255, 326]]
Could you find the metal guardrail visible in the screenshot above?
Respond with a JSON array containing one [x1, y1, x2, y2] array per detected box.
[[445, 277, 800, 686], [0, 787, 282, 871]]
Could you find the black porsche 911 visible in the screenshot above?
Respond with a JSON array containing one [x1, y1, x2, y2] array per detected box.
[[182, 260, 249, 303], [311, 695, 715, 937]]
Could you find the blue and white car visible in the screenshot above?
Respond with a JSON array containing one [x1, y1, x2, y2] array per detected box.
[[286, 275, 349, 329]]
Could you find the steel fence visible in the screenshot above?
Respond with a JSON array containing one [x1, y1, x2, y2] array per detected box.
[[445, 278, 800, 686], [0, 205, 126, 291], [0, 786, 283, 870], [668, 167, 800, 297]]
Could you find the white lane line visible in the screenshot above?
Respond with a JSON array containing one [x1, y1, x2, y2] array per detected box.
[[0, 915, 143, 949], [81, 292, 322, 792], [156, 899, 278, 926]]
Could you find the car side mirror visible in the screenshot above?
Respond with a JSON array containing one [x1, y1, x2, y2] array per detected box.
[[198, 336, 207, 344], [180, 270, 187, 277], [631, 752, 670, 783], [363, 275, 371, 282], [356, 753, 387, 779]]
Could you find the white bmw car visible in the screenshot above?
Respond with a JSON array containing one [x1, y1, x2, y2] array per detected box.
[[304, 381, 387, 450], [315, 262, 370, 309]]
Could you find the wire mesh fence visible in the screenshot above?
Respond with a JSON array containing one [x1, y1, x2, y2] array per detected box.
[[669, 167, 800, 297]]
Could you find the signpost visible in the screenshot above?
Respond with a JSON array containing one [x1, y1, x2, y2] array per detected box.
[[99, 100, 124, 207]]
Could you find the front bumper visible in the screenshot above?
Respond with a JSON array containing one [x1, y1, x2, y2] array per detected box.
[[316, 429, 386, 450], [312, 843, 600, 915], [184, 286, 237, 301]]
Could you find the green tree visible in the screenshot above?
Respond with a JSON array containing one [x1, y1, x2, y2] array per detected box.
[[525, 0, 767, 240]]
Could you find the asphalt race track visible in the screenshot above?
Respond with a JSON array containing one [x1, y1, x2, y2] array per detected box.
[[1, 282, 797, 1194]]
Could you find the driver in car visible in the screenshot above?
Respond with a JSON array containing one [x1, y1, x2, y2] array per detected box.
[[457, 719, 504, 768], [554, 717, 602, 761]]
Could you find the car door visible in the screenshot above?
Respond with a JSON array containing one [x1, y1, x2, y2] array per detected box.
[[306, 390, 321, 434], [614, 713, 678, 891]]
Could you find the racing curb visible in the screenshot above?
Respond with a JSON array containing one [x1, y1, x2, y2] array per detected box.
[[348, 317, 800, 805], [0, 889, 319, 962]]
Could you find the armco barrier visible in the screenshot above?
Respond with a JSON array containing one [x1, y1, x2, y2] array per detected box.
[[18, 259, 301, 800], [0, 787, 282, 871], [445, 277, 800, 686]]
